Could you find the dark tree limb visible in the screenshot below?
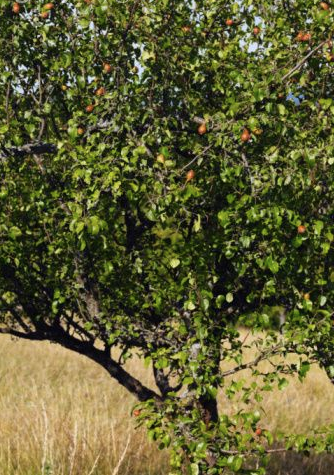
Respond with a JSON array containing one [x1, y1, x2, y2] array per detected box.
[[1, 142, 58, 159], [0, 323, 162, 402], [0, 120, 120, 161], [153, 366, 173, 397], [50, 326, 163, 402], [0, 327, 46, 340]]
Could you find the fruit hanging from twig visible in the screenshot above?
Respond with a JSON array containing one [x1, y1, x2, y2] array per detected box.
[[43, 3, 54, 10], [95, 87, 106, 96], [12, 2, 20, 13], [186, 169, 195, 182], [86, 104, 95, 113], [156, 154, 165, 164], [320, 2, 330, 10], [197, 123, 207, 135], [241, 129, 251, 142], [103, 63, 112, 73]]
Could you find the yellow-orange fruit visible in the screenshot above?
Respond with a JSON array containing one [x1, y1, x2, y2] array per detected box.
[[95, 87, 106, 96], [12, 2, 20, 13], [241, 128, 251, 142], [103, 63, 112, 73], [186, 169, 195, 181], [197, 123, 207, 135]]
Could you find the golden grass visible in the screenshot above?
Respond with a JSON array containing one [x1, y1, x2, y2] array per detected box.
[[0, 336, 168, 475], [0, 333, 333, 474]]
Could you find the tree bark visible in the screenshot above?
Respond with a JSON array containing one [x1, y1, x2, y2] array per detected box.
[[0, 324, 162, 403], [199, 395, 219, 427]]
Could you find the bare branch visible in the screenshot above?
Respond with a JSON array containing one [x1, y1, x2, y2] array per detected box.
[[221, 344, 283, 378], [218, 447, 288, 455], [281, 40, 327, 82], [180, 145, 213, 173]]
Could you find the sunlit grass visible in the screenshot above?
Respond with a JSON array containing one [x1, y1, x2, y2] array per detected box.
[[0, 331, 333, 474]]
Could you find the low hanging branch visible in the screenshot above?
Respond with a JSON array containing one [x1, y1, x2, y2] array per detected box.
[[0, 323, 162, 402]]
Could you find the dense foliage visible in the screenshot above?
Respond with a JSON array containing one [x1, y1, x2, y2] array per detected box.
[[0, 0, 334, 472]]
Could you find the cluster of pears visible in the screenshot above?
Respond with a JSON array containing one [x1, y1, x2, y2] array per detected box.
[[12, 1, 54, 18]]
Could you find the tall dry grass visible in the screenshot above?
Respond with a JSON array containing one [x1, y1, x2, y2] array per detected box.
[[0, 333, 333, 474], [0, 336, 168, 475]]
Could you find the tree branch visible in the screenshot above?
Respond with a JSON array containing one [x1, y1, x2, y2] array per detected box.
[[221, 344, 283, 378], [1, 142, 58, 159], [180, 145, 213, 173], [0, 323, 162, 403], [218, 447, 288, 455], [0, 327, 46, 340], [0, 120, 120, 161], [281, 40, 327, 82], [153, 366, 173, 397]]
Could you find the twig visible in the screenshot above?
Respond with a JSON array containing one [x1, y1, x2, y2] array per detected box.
[[192, 116, 206, 125], [37, 64, 43, 105], [241, 152, 254, 195], [219, 447, 288, 455], [281, 40, 327, 82], [240, 330, 251, 346], [221, 344, 282, 377], [180, 145, 213, 172], [5, 81, 11, 125]]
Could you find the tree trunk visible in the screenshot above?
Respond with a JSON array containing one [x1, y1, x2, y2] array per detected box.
[[199, 395, 219, 427]]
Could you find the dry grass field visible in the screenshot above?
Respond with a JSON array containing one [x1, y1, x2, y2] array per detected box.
[[0, 333, 333, 475]]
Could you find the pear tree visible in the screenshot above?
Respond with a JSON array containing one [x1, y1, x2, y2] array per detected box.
[[0, 0, 334, 473]]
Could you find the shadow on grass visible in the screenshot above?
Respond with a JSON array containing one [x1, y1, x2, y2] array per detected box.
[[266, 451, 334, 475]]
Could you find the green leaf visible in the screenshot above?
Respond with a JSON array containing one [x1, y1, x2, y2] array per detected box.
[[320, 295, 327, 307], [190, 464, 199, 475], [9, 226, 22, 239], [194, 215, 201, 232], [299, 362, 310, 380], [278, 378, 289, 390], [232, 456, 243, 472], [226, 293, 234, 303], [314, 220, 324, 236], [142, 50, 156, 61], [218, 210, 230, 227], [278, 104, 286, 115], [170, 258, 180, 268]]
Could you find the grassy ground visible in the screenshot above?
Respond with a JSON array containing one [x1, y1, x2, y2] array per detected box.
[[0, 334, 333, 474]]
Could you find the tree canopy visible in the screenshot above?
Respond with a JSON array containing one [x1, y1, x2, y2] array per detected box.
[[0, 0, 334, 473]]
